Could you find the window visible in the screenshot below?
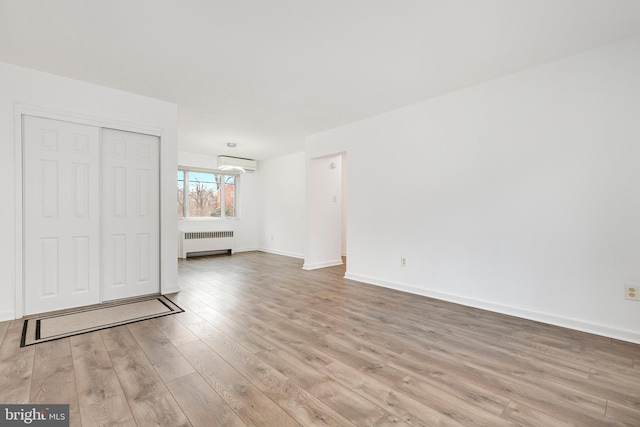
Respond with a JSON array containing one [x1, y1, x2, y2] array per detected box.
[[177, 169, 238, 218]]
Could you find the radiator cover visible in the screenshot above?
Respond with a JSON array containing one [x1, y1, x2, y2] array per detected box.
[[179, 230, 235, 258]]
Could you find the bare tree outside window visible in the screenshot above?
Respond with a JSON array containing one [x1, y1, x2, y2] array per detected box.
[[188, 173, 220, 217], [177, 170, 238, 218], [177, 170, 185, 217]]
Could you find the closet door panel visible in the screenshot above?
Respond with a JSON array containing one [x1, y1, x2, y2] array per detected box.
[[23, 116, 101, 314], [102, 128, 160, 301]]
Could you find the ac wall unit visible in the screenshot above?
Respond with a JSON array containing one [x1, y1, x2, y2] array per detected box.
[[217, 155, 258, 172]]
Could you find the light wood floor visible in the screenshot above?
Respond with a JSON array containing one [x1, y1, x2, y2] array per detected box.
[[1, 251, 640, 426]]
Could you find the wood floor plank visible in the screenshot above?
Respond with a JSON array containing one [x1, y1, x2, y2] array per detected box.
[[79, 395, 137, 427], [269, 313, 515, 426], [178, 339, 301, 427], [70, 331, 126, 407], [0, 321, 34, 404], [587, 369, 640, 411], [304, 292, 612, 424], [257, 348, 409, 427], [395, 374, 516, 426], [270, 303, 514, 419], [303, 327, 514, 426], [188, 320, 354, 426], [296, 306, 517, 418], [298, 311, 514, 416], [166, 372, 247, 427], [152, 315, 199, 347], [609, 338, 640, 361], [193, 304, 276, 353], [387, 354, 511, 417], [501, 401, 573, 426], [397, 346, 614, 427], [304, 290, 595, 387], [265, 378, 357, 427], [309, 379, 409, 427], [402, 324, 618, 414], [127, 321, 196, 382], [256, 347, 332, 390], [101, 326, 190, 427], [296, 284, 604, 424], [100, 324, 139, 352], [226, 308, 336, 369], [544, 344, 636, 377], [605, 400, 640, 426], [30, 339, 81, 427], [0, 320, 9, 347], [321, 360, 463, 427], [169, 309, 209, 327]]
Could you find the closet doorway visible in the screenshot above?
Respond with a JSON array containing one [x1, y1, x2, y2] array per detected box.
[[22, 116, 160, 315]]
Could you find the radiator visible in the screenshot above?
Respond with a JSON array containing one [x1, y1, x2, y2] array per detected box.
[[179, 230, 235, 258]]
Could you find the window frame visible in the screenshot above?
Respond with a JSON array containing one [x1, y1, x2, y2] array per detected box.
[[177, 167, 240, 220]]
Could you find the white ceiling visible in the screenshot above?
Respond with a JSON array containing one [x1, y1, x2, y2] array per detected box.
[[1, 1, 640, 160]]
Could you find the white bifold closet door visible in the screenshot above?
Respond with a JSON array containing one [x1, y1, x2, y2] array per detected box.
[[23, 117, 160, 315], [101, 128, 159, 301], [23, 116, 101, 315]]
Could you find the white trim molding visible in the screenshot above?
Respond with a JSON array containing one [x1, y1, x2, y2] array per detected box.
[[235, 247, 260, 254], [303, 259, 344, 270], [259, 248, 305, 259]]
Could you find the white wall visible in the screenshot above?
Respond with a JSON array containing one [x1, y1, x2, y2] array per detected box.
[[178, 151, 259, 252], [306, 36, 640, 343], [0, 61, 178, 321], [258, 151, 306, 258]]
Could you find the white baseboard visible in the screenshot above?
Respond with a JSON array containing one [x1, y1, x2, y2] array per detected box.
[[344, 272, 640, 345], [235, 247, 260, 253], [259, 248, 305, 259], [303, 259, 343, 270]]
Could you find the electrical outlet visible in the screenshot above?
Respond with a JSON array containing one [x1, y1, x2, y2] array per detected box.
[[625, 285, 639, 301], [400, 256, 407, 267]]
